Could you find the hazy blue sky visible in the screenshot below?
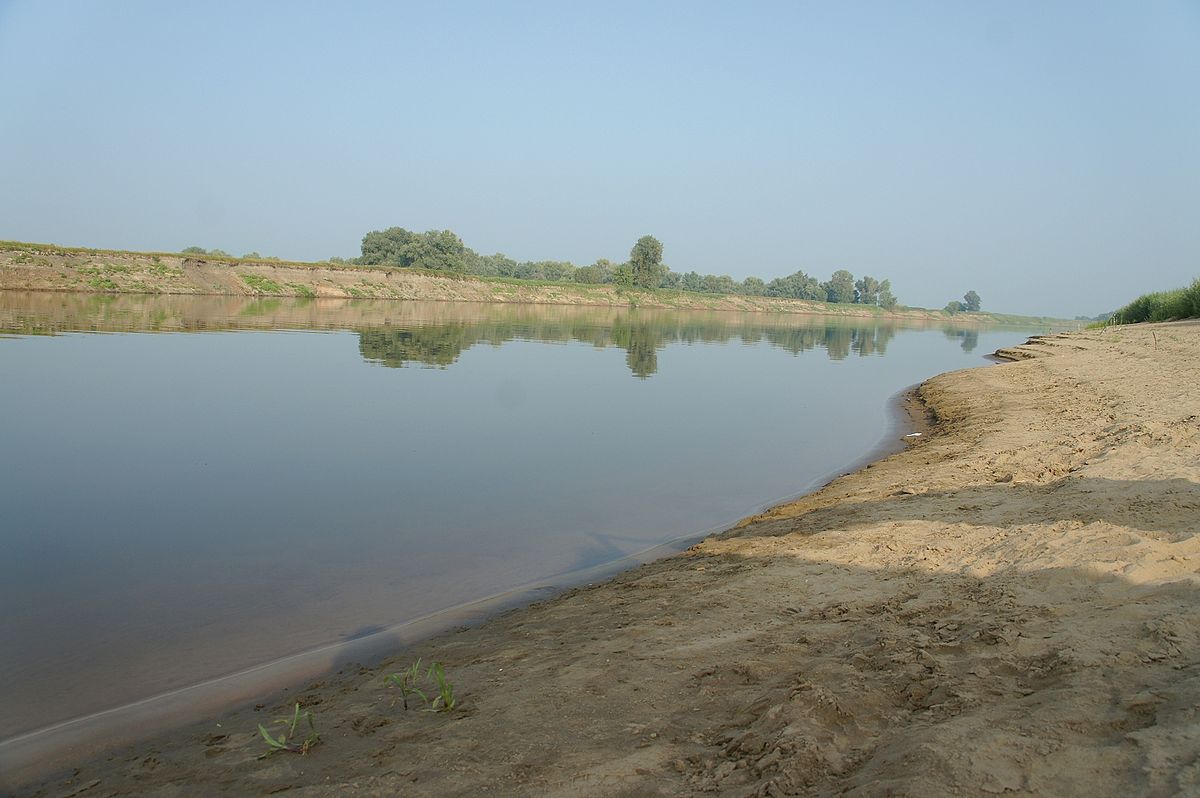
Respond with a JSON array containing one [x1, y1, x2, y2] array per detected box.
[[1, 1, 1196, 316]]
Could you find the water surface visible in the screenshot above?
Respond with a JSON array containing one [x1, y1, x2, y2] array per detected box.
[[0, 292, 1042, 743]]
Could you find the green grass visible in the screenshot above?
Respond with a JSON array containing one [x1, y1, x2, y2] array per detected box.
[[384, 660, 456, 712], [241, 274, 284, 294], [1106, 279, 1200, 325], [285, 282, 316, 298], [257, 703, 320, 758], [147, 258, 182, 278]]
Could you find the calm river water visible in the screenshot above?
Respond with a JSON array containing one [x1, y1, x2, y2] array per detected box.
[[0, 292, 1045, 746]]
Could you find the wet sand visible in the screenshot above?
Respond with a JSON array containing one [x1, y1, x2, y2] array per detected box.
[[13, 321, 1200, 797]]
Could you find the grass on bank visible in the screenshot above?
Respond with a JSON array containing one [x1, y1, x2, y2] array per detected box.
[[1101, 279, 1200, 326]]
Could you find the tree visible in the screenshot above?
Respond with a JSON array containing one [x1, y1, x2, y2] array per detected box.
[[944, 300, 964, 314], [854, 275, 881, 305], [680, 271, 705, 292], [702, 274, 737, 294], [963, 290, 982, 312], [822, 269, 856, 303], [574, 259, 614, 284], [613, 261, 635, 287], [629, 235, 664, 289], [766, 270, 822, 300], [181, 246, 207, 255], [659, 270, 682, 289], [741, 276, 766, 296], [359, 227, 467, 271], [359, 227, 417, 265], [878, 279, 898, 310], [405, 229, 467, 271], [464, 252, 516, 277]]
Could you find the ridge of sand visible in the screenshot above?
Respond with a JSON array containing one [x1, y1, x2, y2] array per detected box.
[[20, 322, 1200, 797]]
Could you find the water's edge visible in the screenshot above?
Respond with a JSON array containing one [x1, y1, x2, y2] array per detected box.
[[0, 376, 931, 787]]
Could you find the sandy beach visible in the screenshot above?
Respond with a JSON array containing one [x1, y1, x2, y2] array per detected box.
[[16, 321, 1200, 797]]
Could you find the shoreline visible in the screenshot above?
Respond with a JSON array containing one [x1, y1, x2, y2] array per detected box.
[[0, 377, 928, 789], [14, 322, 1200, 796]]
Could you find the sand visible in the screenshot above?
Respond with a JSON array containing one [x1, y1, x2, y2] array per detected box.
[[16, 321, 1200, 797]]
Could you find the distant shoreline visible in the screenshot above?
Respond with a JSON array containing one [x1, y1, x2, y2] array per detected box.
[[0, 241, 1067, 327]]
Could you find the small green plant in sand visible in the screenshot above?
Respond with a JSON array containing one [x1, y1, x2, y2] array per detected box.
[[384, 660, 456, 712], [427, 661, 456, 712], [385, 658, 428, 710], [257, 703, 320, 757]]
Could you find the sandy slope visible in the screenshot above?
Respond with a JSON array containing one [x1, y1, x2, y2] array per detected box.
[[19, 322, 1200, 797]]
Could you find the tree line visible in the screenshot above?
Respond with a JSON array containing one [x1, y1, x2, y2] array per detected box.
[[350, 227, 902, 309]]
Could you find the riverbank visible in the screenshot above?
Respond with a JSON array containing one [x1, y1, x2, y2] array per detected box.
[[0, 241, 1062, 326], [14, 322, 1199, 796]]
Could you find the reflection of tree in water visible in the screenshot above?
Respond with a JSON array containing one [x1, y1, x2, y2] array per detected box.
[[853, 325, 897, 357], [943, 327, 979, 353], [825, 326, 853, 360], [355, 314, 906, 377], [610, 319, 663, 379], [358, 325, 473, 368]]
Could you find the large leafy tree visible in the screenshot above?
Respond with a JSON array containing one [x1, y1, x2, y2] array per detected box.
[[878, 279, 898, 310], [822, 269, 856, 303], [629, 235, 664, 289], [359, 227, 467, 271], [963, 290, 982, 312], [741, 276, 766, 296], [854, 275, 881, 305], [766, 270, 822, 300], [359, 227, 417, 265]]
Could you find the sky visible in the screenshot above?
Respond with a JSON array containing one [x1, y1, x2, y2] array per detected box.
[[0, 1, 1196, 317]]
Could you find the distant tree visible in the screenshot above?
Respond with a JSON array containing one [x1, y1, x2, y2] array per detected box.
[[659, 270, 682, 290], [878, 279, 898, 310], [944, 300, 964, 314], [406, 229, 467, 271], [207, 249, 231, 258], [359, 227, 466, 271], [574, 258, 615, 284], [181, 246, 207, 255], [629, 235, 664, 289], [530, 260, 574, 281], [242, 251, 262, 259], [766, 270, 822, 300], [822, 269, 856, 303], [613, 261, 635, 287], [854, 275, 881, 305], [963, 290, 982, 312], [465, 252, 516, 277], [741, 276, 766, 296], [680, 271, 705, 292], [360, 227, 417, 265]]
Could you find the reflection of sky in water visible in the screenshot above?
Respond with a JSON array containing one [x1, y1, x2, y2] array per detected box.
[[0, 298, 1038, 739]]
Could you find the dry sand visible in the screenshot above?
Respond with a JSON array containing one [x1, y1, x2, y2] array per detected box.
[[17, 322, 1200, 797]]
